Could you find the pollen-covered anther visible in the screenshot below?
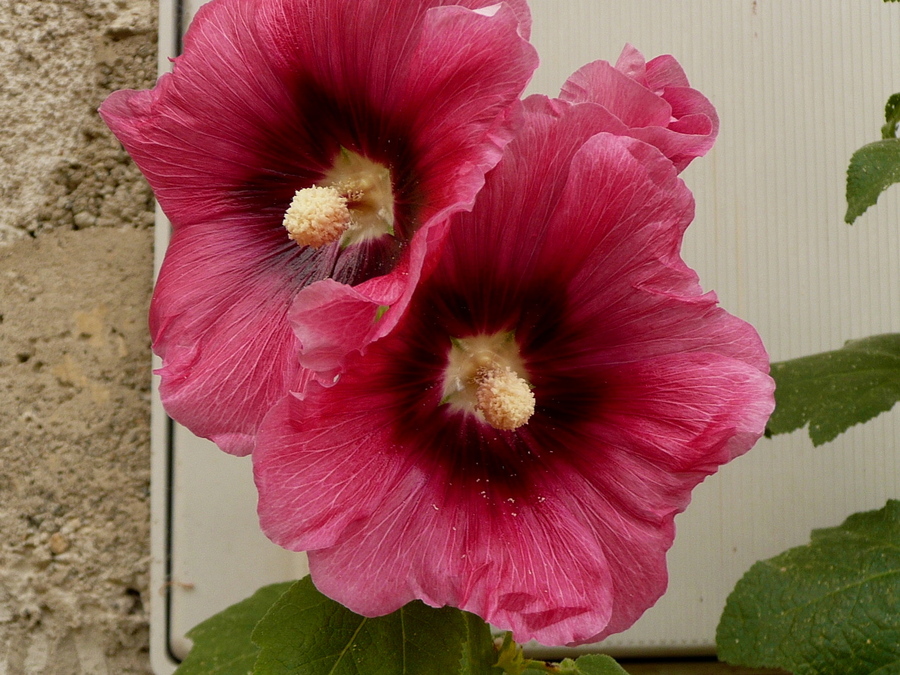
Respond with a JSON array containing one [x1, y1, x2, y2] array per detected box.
[[474, 365, 535, 431], [282, 185, 351, 248]]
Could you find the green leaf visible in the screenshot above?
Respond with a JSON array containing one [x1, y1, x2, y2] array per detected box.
[[765, 334, 900, 446], [717, 501, 900, 675], [459, 611, 497, 675], [175, 582, 294, 675], [251, 577, 497, 675], [881, 93, 900, 139], [848, 92, 900, 221], [845, 138, 900, 223]]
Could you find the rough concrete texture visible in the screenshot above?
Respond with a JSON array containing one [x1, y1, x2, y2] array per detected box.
[[0, 0, 157, 672], [0, 0, 156, 242]]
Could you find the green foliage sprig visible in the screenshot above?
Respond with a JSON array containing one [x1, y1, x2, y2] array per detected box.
[[175, 577, 627, 675], [721, 82, 900, 673], [846, 93, 900, 223], [717, 502, 900, 675], [766, 334, 900, 445]]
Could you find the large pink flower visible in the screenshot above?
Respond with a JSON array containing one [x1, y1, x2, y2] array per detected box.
[[560, 44, 718, 172], [99, 0, 537, 455], [253, 98, 774, 645]]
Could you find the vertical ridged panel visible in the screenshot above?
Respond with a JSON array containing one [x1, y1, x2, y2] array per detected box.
[[524, 0, 900, 652]]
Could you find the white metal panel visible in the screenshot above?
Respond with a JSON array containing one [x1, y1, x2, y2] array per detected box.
[[526, 0, 900, 656], [151, 1, 900, 671]]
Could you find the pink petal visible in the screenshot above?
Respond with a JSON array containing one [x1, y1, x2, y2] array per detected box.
[[436, 97, 639, 285], [393, 3, 538, 221], [286, 280, 384, 381], [630, 94, 718, 171], [472, 0, 532, 40], [255, 348, 618, 645], [254, 388, 414, 550], [569, 353, 774, 639], [539, 133, 768, 371], [537, 132, 694, 278], [151, 224, 322, 456], [644, 53, 692, 91], [613, 43, 649, 82], [100, 0, 306, 229], [558, 45, 718, 171], [560, 59, 673, 129], [307, 476, 618, 646]]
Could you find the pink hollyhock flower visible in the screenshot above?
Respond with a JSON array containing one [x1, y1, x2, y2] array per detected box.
[[253, 97, 774, 645], [559, 44, 718, 172], [99, 0, 537, 455]]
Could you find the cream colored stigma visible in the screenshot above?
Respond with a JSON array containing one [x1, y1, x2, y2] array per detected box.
[[442, 332, 535, 431], [474, 365, 535, 431], [283, 186, 351, 248], [283, 149, 395, 249]]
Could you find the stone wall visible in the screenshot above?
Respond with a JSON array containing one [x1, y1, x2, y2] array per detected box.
[[0, 1, 157, 672]]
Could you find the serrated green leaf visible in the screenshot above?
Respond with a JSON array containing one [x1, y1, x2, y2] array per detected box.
[[717, 501, 900, 675], [251, 577, 497, 675], [881, 94, 900, 139], [765, 334, 900, 445], [175, 582, 294, 675], [845, 138, 900, 223]]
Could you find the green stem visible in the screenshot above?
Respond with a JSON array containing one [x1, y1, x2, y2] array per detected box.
[[494, 632, 563, 674]]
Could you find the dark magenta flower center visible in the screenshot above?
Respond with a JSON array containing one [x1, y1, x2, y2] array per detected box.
[[378, 273, 610, 500]]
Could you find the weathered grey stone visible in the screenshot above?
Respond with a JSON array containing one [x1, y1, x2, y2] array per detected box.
[[0, 0, 157, 671], [0, 228, 154, 673]]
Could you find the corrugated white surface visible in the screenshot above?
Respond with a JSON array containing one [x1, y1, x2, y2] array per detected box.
[[523, 1, 900, 654], [152, 1, 900, 671]]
